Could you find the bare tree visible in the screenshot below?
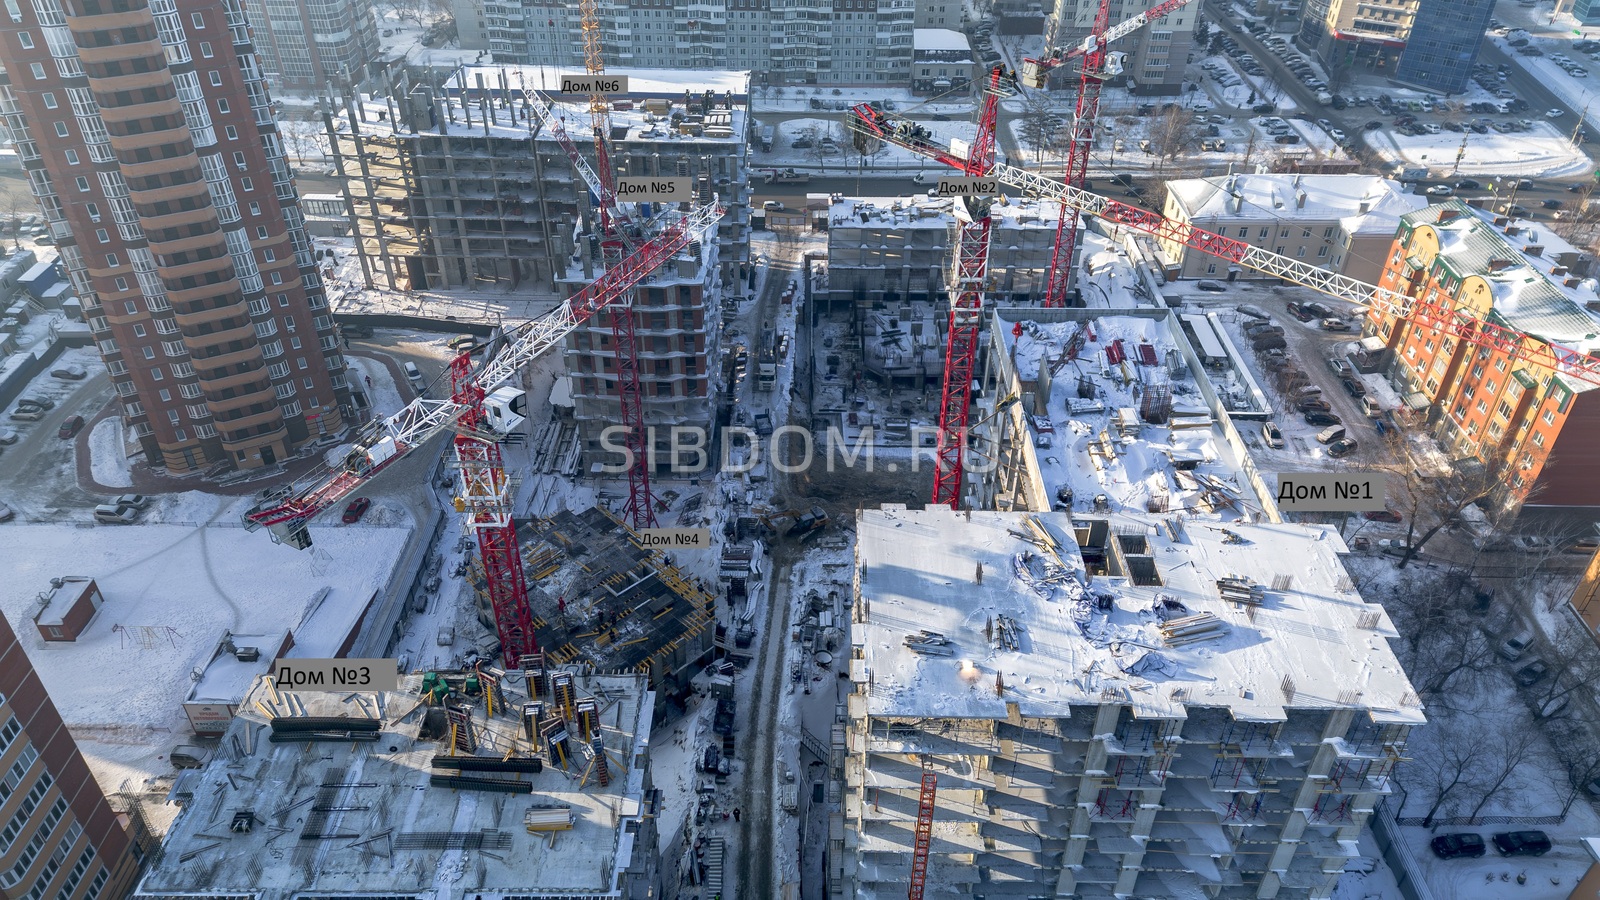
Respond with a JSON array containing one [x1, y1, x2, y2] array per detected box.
[[1555, 741, 1600, 816], [1528, 623, 1600, 710], [1017, 93, 1060, 165], [1238, 129, 1261, 173], [1413, 726, 1483, 827], [1374, 437, 1522, 568], [1462, 720, 1538, 820], [1145, 106, 1197, 172]]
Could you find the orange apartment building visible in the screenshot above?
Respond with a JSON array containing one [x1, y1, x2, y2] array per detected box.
[[1364, 200, 1600, 515]]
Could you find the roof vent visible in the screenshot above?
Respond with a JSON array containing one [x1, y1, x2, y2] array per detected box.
[[1487, 258, 1517, 272], [1295, 190, 1307, 210], [1525, 244, 1544, 258], [1436, 208, 1462, 224], [1358, 200, 1371, 215], [1506, 226, 1521, 237], [1552, 265, 1570, 277], [1493, 216, 1510, 226], [1566, 277, 1582, 288]]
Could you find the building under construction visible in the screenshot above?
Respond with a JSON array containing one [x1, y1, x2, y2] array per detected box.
[[838, 505, 1422, 899], [468, 506, 717, 714], [136, 667, 660, 900]]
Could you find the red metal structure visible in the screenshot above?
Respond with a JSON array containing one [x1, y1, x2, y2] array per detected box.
[[582, 0, 658, 529], [907, 762, 938, 900], [1023, 0, 1198, 308], [869, 66, 1015, 508], [244, 204, 724, 663]]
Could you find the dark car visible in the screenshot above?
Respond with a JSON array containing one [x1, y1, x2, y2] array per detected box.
[[1297, 398, 1332, 413], [57, 415, 84, 439], [1363, 509, 1402, 523], [1364, 120, 1383, 130], [1456, 179, 1482, 189], [1286, 302, 1318, 322], [1493, 831, 1552, 857], [1515, 178, 1536, 190], [1431, 833, 1488, 859], [1543, 198, 1564, 209], [1340, 376, 1367, 398], [342, 497, 371, 523], [1514, 659, 1550, 687], [1327, 437, 1358, 457], [1304, 411, 1342, 426]]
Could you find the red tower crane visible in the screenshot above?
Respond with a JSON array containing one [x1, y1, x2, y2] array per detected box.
[[892, 66, 1017, 508], [582, 0, 658, 529], [1022, 0, 1200, 308], [244, 203, 724, 664]]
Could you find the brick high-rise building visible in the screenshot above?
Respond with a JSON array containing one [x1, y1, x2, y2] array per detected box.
[[0, 608, 146, 899], [0, 0, 353, 473], [1366, 200, 1600, 514]]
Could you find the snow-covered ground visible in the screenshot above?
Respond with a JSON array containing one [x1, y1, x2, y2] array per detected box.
[[87, 416, 131, 488], [1364, 121, 1590, 178], [751, 85, 975, 115]]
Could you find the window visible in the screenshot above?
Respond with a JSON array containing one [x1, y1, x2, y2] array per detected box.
[[1543, 408, 1557, 425], [106, 253, 119, 267], [150, 368, 162, 381], [277, 293, 288, 307], [289, 336, 300, 350], [75, 176, 90, 192], [283, 316, 295, 332], [29, 63, 45, 80], [208, 70, 222, 87], [269, 272, 282, 284], [216, 98, 229, 114], [1317, 246, 1329, 258], [95, 228, 108, 243], [199, 41, 213, 57], [1532, 429, 1545, 447], [231, 151, 246, 168], [39, 91, 53, 108], [123, 301, 137, 314], [250, 202, 262, 216], [1205, 263, 1217, 275], [297, 358, 308, 370], [167, 410, 180, 425], [113, 276, 126, 291], [1258, 227, 1268, 238], [303, 377, 314, 389], [16, 32, 31, 49], [191, 11, 205, 27], [52, 121, 68, 138], [158, 389, 171, 402], [262, 248, 274, 262], [63, 149, 78, 165], [141, 347, 155, 360], [132, 324, 146, 337], [224, 125, 237, 140], [240, 177, 253, 191], [1237, 227, 1248, 237]]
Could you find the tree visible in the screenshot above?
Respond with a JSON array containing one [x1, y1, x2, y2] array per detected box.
[[1144, 106, 1197, 172], [1017, 94, 1061, 165], [1462, 720, 1537, 820], [1374, 436, 1522, 569], [1238, 129, 1262, 173], [1413, 725, 1482, 827], [1380, 572, 1498, 705]]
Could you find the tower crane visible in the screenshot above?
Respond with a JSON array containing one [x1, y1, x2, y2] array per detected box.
[[848, 99, 1600, 503], [1021, 0, 1200, 308], [580, 0, 658, 529], [244, 202, 725, 664]]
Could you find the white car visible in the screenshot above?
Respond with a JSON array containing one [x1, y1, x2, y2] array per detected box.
[[114, 493, 151, 511], [0, 429, 16, 445], [1548, 108, 1566, 118], [1425, 185, 1454, 196]]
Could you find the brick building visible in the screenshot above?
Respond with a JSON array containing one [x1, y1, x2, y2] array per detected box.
[[0, 608, 147, 899], [1365, 201, 1600, 514], [0, 0, 353, 473]]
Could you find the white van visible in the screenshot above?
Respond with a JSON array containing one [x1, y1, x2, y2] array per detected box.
[[404, 361, 426, 393]]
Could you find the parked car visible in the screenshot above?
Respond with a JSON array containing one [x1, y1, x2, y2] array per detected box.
[[1514, 659, 1550, 687], [1431, 833, 1487, 859], [114, 494, 150, 511], [0, 502, 11, 523], [1316, 425, 1347, 444], [18, 396, 54, 410], [1548, 108, 1566, 118], [57, 415, 83, 439], [1493, 832, 1552, 856], [1363, 509, 1402, 523], [1297, 398, 1332, 413], [1328, 357, 1356, 378], [1321, 317, 1352, 332], [447, 334, 477, 351], [1515, 178, 1536, 189], [1304, 411, 1341, 426], [1425, 185, 1454, 196], [50, 365, 86, 380], [0, 429, 16, 445], [1286, 302, 1318, 322], [1340, 376, 1367, 398], [404, 361, 426, 393], [1196, 280, 1227, 292], [1327, 438, 1358, 457], [1498, 630, 1534, 662], [1537, 695, 1570, 719], [7, 409, 42, 422], [93, 504, 137, 525], [342, 497, 371, 523], [1455, 178, 1482, 190], [1543, 198, 1564, 209], [1261, 421, 1285, 449], [1379, 538, 1412, 557]]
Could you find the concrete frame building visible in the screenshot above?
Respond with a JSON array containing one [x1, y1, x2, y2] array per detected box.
[[841, 505, 1422, 899], [1160, 174, 1425, 285], [1295, 0, 1415, 79], [0, 0, 353, 473], [466, 0, 917, 86], [1046, 0, 1200, 94], [0, 608, 146, 900], [1392, 0, 1493, 95], [1364, 200, 1600, 514], [135, 667, 662, 899], [327, 66, 751, 466], [240, 0, 380, 93]]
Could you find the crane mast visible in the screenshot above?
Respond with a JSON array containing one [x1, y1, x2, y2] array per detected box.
[[849, 103, 1600, 391], [582, 0, 659, 529]]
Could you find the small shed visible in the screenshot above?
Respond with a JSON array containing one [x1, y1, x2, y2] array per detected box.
[[33, 577, 103, 642]]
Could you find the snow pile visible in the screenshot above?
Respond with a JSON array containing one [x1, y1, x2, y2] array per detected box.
[[87, 416, 131, 488]]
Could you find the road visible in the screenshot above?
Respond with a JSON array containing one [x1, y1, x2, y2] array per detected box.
[[0, 373, 109, 519]]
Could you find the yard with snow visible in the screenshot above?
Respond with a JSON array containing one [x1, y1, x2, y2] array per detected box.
[[1365, 123, 1590, 179]]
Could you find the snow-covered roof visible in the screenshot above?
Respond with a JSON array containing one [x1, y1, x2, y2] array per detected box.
[[446, 64, 751, 99], [914, 28, 972, 52], [1166, 174, 1424, 227], [852, 506, 1424, 725], [827, 195, 1070, 230], [1402, 200, 1600, 363], [142, 669, 654, 897]]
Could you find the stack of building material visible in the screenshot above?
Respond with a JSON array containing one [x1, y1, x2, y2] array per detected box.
[[904, 631, 956, 656], [1159, 612, 1228, 646], [993, 615, 1021, 651], [1215, 576, 1264, 605], [523, 805, 575, 832]]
